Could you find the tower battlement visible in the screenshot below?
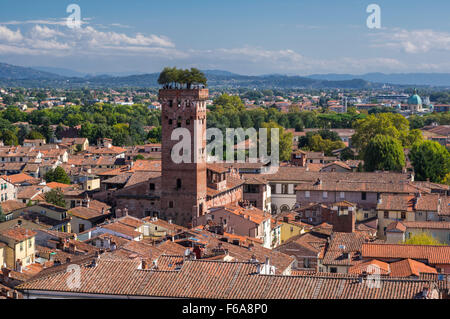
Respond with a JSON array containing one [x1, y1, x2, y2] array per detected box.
[[158, 88, 209, 101]]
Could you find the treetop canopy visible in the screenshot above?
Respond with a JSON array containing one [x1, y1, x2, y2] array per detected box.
[[158, 67, 207, 89]]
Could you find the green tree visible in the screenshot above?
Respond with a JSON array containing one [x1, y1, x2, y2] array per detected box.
[[260, 121, 293, 161], [309, 134, 345, 156], [1, 130, 18, 146], [409, 140, 450, 183], [340, 147, 355, 161], [403, 232, 443, 245], [0, 204, 5, 222], [44, 189, 67, 208], [364, 135, 405, 172], [213, 94, 245, 112], [352, 113, 409, 155], [27, 130, 45, 140], [45, 167, 71, 184]]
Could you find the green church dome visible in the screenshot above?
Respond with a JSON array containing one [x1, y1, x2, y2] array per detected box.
[[408, 90, 422, 105]]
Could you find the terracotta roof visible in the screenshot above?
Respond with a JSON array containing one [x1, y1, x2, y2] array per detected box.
[[390, 259, 438, 277], [117, 216, 144, 229], [321, 161, 351, 171], [415, 194, 440, 211], [46, 182, 71, 189], [211, 205, 270, 225], [0, 227, 36, 242], [377, 194, 415, 211], [362, 243, 450, 265], [124, 171, 160, 188], [129, 160, 161, 172], [101, 222, 141, 239], [1, 200, 27, 213], [207, 163, 228, 174], [348, 259, 391, 275], [17, 186, 49, 200], [142, 217, 188, 234], [207, 176, 245, 197], [1, 173, 39, 184], [156, 240, 187, 255], [321, 232, 369, 266], [16, 256, 446, 299], [68, 206, 109, 220], [386, 221, 407, 233], [401, 221, 450, 230]]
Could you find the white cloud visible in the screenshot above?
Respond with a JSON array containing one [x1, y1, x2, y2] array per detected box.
[[371, 28, 450, 53], [0, 25, 23, 42], [0, 23, 177, 58], [29, 25, 64, 39]]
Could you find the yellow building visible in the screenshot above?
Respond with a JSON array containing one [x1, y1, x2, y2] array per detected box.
[[0, 227, 36, 270], [376, 194, 416, 239], [277, 212, 310, 244]]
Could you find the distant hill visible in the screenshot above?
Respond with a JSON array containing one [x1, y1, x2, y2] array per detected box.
[[32, 66, 88, 78], [307, 72, 450, 87], [0, 62, 64, 80], [1, 62, 446, 89]]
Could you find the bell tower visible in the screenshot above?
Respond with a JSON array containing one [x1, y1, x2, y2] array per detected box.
[[159, 88, 208, 227]]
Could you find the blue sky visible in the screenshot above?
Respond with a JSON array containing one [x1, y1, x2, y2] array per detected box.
[[0, 0, 449, 75]]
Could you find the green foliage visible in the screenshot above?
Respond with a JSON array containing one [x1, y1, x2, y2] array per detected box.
[[409, 140, 450, 183], [147, 126, 162, 143], [260, 121, 293, 161], [134, 154, 145, 160], [45, 166, 71, 185], [158, 67, 207, 88], [0, 129, 18, 145], [340, 147, 355, 161], [352, 113, 410, 153], [403, 232, 444, 246], [44, 189, 67, 208], [364, 135, 405, 172], [298, 129, 344, 155], [0, 204, 5, 222], [26, 130, 45, 140], [308, 135, 345, 156]]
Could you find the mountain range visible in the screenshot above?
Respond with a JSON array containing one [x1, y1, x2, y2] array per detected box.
[[0, 62, 449, 88]]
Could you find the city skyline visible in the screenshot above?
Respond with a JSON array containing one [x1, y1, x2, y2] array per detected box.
[[0, 0, 450, 75]]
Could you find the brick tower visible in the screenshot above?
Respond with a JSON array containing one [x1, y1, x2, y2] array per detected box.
[[159, 88, 208, 227]]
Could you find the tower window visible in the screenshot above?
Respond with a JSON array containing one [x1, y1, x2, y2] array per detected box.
[[149, 183, 155, 190], [176, 179, 182, 189], [177, 117, 182, 128], [169, 201, 174, 208], [169, 119, 173, 125], [186, 119, 190, 125], [169, 100, 173, 107]]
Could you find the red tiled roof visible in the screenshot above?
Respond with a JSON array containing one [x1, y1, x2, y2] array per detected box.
[[0, 227, 36, 242], [46, 182, 71, 189], [348, 259, 391, 275], [16, 256, 446, 299], [362, 243, 450, 265], [390, 259, 438, 277]]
